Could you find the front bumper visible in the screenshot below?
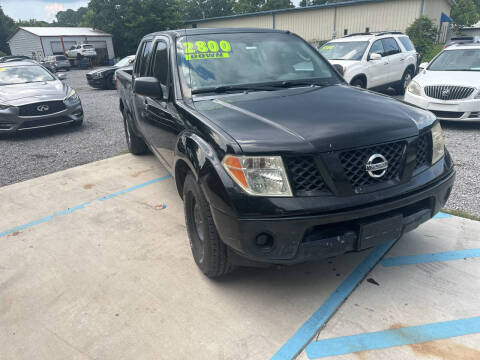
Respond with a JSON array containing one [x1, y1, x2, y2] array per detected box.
[[405, 92, 480, 121], [211, 167, 455, 265], [86, 77, 106, 88], [0, 102, 83, 133]]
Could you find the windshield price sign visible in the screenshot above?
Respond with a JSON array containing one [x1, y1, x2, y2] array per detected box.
[[183, 40, 232, 60]]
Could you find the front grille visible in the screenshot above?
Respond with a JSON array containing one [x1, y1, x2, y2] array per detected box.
[[285, 156, 331, 196], [431, 110, 464, 119], [339, 141, 405, 189], [415, 132, 431, 169], [18, 101, 66, 116], [19, 116, 72, 130], [424, 85, 474, 100]]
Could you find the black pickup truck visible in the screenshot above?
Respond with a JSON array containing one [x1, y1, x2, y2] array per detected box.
[[116, 28, 455, 278]]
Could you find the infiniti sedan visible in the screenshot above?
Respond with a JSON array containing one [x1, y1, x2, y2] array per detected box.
[[0, 61, 83, 133]]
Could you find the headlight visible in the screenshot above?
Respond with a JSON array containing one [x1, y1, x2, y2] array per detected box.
[[431, 122, 445, 164], [64, 89, 80, 106], [92, 72, 103, 79], [0, 102, 12, 110], [407, 80, 422, 96], [222, 155, 292, 196]]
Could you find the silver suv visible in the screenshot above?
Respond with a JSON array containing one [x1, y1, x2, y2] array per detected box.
[[320, 31, 418, 94]]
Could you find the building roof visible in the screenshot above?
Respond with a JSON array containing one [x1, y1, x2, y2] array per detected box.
[[186, 0, 456, 24], [8, 27, 111, 41]]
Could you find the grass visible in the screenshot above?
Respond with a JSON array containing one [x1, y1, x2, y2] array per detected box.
[[442, 208, 480, 222]]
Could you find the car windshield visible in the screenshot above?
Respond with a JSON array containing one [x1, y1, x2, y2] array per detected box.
[[115, 56, 134, 67], [56, 56, 67, 60], [0, 65, 56, 86], [176, 32, 341, 94], [319, 41, 369, 61], [429, 49, 480, 71]]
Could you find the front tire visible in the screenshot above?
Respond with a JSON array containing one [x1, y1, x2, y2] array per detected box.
[[183, 174, 232, 278], [351, 77, 366, 89], [394, 68, 413, 95], [122, 109, 147, 154]]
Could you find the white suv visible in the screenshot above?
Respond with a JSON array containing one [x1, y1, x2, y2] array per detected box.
[[66, 44, 97, 59], [405, 43, 480, 122], [319, 32, 418, 94]]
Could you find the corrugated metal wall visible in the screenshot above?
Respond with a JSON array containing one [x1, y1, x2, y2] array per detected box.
[[275, 8, 335, 41], [8, 29, 43, 59], [196, 15, 273, 29]]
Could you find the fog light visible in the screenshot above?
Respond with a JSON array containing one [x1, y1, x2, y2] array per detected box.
[[255, 233, 274, 248]]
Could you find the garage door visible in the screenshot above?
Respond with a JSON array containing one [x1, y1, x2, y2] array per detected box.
[[88, 41, 108, 66], [50, 41, 63, 55]]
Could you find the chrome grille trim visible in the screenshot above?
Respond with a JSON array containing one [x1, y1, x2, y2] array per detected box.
[[424, 85, 475, 101]]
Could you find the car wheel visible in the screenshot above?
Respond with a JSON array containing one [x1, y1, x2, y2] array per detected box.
[[395, 69, 413, 95], [351, 77, 366, 89], [183, 173, 233, 278], [122, 109, 147, 155]]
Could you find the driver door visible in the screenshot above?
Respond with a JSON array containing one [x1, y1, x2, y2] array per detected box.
[[365, 40, 389, 88]]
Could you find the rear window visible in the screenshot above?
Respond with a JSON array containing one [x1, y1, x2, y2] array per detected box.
[[398, 37, 415, 52], [55, 56, 67, 60]]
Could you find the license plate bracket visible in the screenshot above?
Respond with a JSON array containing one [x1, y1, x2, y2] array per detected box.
[[357, 214, 403, 250]]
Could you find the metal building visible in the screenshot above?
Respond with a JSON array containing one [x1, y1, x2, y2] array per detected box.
[[187, 0, 455, 43], [7, 27, 115, 65]]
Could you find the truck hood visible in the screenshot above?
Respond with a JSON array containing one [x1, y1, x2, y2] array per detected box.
[[328, 60, 359, 69], [193, 85, 433, 153], [0, 80, 70, 105], [415, 70, 480, 88]]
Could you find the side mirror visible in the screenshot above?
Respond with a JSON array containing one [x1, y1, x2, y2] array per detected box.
[[369, 53, 382, 61], [57, 73, 67, 80], [332, 64, 344, 76], [134, 77, 163, 98], [419, 62, 429, 71]]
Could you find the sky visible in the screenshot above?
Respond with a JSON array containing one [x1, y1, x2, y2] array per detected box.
[[1, 0, 89, 22], [1, 0, 302, 22]]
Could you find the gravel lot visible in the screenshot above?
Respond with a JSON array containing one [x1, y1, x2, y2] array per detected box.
[[0, 71, 479, 217], [0, 69, 127, 187]]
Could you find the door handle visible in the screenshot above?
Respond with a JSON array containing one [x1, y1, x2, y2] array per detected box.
[[400, 58, 405, 61]]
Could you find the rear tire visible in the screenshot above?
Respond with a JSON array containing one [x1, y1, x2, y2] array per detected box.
[[183, 173, 233, 278], [394, 68, 413, 95], [122, 109, 147, 155], [351, 77, 366, 89]]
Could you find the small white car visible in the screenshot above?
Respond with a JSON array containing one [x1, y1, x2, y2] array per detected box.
[[405, 43, 480, 122], [319, 32, 418, 94], [66, 44, 97, 59]]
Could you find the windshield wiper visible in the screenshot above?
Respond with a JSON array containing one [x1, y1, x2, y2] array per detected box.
[[192, 84, 277, 95], [270, 80, 332, 88]]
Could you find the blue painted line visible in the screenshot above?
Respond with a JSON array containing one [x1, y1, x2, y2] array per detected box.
[[306, 316, 480, 359], [97, 175, 171, 201], [382, 248, 480, 267], [271, 239, 397, 360], [434, 212, 452, 219], [0, 175, 171, 238]]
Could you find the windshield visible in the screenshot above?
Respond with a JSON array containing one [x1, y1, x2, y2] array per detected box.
[[320, 41, 368, 61], [429, 49, 480, 71], [176, 32, 341, 93], [0, 65, 56, 86], [115, 56, 134, 67]]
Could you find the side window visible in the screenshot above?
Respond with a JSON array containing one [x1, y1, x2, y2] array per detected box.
[[382, 38, 401, 56], [399, 37, 415, 52], [369, 40, 384, 57], [136, 40, 153, 77], [152, 41, 169, 86]]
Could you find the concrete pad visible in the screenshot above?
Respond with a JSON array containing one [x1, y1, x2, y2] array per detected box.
[[0, 154, 375, 360], [300, 217, 480, 359]]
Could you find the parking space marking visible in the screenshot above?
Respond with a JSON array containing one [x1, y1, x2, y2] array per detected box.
[[381, 248, 480, 267], [0, 175, 171, 239], [271, 240, 397, 360], [305, 316, 480, 359]]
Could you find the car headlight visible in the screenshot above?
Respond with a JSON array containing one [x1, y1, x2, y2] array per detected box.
[[407, 80, 422, 96], [431, 122, 445, 164], [0, 102, 12, 110], [222, 155, 293, 196], [92, 72, 103, 79], [64, 89, 80, 106]]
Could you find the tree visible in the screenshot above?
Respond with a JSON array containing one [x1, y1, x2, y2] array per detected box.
[[0, 6, 15, 55], [55, 8, 88, 27], [451, 0, 480, 28], [182, 0, 234, 20], [261, 0, 294, 11], [16, 19, 50, 27], [233, 0, 264, 14], [406, 16, 438, 60]]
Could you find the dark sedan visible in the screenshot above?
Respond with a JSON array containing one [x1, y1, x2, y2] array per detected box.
[[86, 55, 135, 90], [0, 61, 83, 133]]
